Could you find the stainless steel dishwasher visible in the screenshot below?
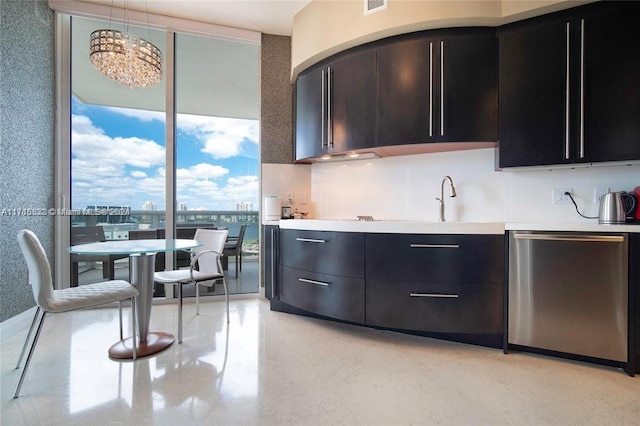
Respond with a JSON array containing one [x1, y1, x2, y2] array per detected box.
[[509, 231, 628, 363]]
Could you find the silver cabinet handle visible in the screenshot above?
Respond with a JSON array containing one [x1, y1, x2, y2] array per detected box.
[[440, 40, 444, 137], [410, 243, 460, 248], [296, 237, 326, 243], [321, 68, 326, 150], [565, 22, 571, 160], [579, 19, 585, 159], [429, 42, 433, 137], [410, 293, 459, 298], [513, 234, 624, 243], [327, 66, 332, 148], [299, 278, 330, 287], [270, 228, 276, 299]]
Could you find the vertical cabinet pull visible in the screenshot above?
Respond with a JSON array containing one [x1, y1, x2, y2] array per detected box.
[[270, 228, 276, 299], [327, 66, 333, 148], [429, 42, 433, 137], [579, 19, 585, 159], [440, 40, 445, 137], [321, 69, 326, 150], [565, 22, 571, 160]]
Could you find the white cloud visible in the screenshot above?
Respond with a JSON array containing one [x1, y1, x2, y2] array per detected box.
[[131, 171, 147, 178], [177, 114, 258, 160], [104, 106, 166, 123]]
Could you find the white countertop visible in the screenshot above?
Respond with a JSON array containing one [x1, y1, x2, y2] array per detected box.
[[273, 219, 640, 234], [278, 219, 505, 234]]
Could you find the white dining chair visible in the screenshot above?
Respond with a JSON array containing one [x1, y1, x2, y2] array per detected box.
[[154, 229, 229, 343], [14, 229, 139, 398]]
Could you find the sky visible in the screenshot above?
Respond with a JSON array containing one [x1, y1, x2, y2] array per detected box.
[[71, 96, 259, 211]]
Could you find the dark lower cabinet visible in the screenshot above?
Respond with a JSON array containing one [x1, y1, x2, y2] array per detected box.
[[279, 229, 364, 278], [272, 229, 505, 349], [365, 233, 504, 347], [280, 266, 365, 324], [366, 281, 503, 335], [366, 233, 504, 285]]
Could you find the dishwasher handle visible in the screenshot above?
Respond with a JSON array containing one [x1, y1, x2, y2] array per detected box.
[[513, 233, 624, 243]]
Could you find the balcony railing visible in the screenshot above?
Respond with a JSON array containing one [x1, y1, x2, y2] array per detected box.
[[71, 209, 260, 254]]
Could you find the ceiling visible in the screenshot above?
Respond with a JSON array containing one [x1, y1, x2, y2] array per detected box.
[[69, 1, 311, 118], [77, 0, 312, 36]]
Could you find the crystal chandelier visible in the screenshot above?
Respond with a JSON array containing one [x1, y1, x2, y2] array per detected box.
[[89, 0, 162, 89], [90, 29, 162, 88]]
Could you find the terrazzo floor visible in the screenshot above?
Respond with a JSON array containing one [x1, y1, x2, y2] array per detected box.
[[2, 296, 639, 425]]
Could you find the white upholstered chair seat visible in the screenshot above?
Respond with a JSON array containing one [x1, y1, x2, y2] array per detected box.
[[154, 268, 223, 285], [47, 280, 138, 313]]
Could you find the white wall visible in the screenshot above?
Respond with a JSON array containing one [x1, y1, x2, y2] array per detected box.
[[261, 164, 314, 219], [310, 148, 639, 223]]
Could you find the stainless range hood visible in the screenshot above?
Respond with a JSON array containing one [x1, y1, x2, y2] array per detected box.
[[296, 141, 497, 164]]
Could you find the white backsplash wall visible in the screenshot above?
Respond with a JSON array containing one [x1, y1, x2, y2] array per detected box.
[[310, 148, 639, 223], [261, 163, 314, 219]]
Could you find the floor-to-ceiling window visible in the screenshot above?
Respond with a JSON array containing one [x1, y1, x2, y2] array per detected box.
[[64, 14, 260, 295]]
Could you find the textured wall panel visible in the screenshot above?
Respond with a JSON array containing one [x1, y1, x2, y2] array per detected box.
[[0, 0, 55, 322], [260, 34, 293, 164]]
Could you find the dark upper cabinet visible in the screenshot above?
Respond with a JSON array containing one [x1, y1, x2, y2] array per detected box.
[[499, 2, 640, 168], [440, 31, 498, 143], [376, 38, 432, 145], [580, 3, 640, 163], [376, 29, 498, 147], [295, 48, 376, 161], [296, 28, 497, 160], [295, 68, 324, 160]]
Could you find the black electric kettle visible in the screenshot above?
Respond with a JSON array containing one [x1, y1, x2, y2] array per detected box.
[[598, 192, 637, 224]]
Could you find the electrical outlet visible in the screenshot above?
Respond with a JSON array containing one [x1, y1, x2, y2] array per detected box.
[[552, 187, 573, 204], [287, 193, 295, 205], [594, 186, 609, 204]]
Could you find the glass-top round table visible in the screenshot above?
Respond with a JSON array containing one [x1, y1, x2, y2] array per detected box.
[[68, 239, 202, 359]]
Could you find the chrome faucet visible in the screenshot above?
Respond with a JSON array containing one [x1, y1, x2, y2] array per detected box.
[[436, 176, 457, 222]]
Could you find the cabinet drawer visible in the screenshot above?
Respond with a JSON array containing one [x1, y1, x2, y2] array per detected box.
[[366, 280, 503, 334], [280, 266, 365, 324], [280, 230, 364, 278], [366, 234, 503, 285]]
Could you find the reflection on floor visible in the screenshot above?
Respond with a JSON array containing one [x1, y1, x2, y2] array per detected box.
[[2, 297, 639, 425], [78, 258, 259, 296]]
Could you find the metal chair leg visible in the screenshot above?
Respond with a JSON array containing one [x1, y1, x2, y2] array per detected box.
[[196, 281, 200, 315], [14, 311, 47, 398], [178, 283, 183, 344], [118, 300, 123, 340], [16, 307, 41, 370], [131, 297, 137, 360], [223, 277, 229, 324]]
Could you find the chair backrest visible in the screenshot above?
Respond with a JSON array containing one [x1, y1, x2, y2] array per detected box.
[[17, 229, 54, 311], [227, 224, 247, 250], [236, 225, 247, 245], [193, 229, 229, 274], [71, 226, 106, 244]]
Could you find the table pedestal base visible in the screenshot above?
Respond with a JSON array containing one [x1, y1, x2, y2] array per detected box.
[[109, 332, 174, 359]]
